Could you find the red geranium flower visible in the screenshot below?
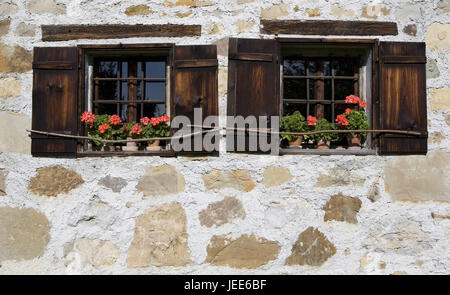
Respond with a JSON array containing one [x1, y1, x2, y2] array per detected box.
[[307, 115, 317, 126], [81, 111, 95, 125], [98, 123, 110, 134], [122, 125, 128, 131], [345, 95, 361, 104], [161, 115, 170, 122], [109, 114, 122, 125], [345, 108, 352, 115], [359, 101, 367, 108], [131, 123, 142, 135], [336, 114, 349, 126], [140, 117, 150, 126], [150, 117, 160, 126]]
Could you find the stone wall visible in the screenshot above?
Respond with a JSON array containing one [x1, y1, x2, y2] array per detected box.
[[0, 0, 449, 275]]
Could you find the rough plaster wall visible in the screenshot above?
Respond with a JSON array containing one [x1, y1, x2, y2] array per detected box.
[[0, 0, 449, 274]]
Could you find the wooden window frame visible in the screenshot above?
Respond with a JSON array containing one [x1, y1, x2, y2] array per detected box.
[[77, 44, 176, 157], [277, 38, 379, 155]]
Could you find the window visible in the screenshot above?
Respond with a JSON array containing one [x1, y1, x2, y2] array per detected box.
[[31, 44, 219, 157], [82, 49, 171, 153], [226, 38, 427, 155]]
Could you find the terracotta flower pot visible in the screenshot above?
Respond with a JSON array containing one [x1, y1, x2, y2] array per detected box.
[[122, 137, 139, 151], [316, 138, 330, 149], [146, 140, 161, 151], [346, 133, 362, 150], [289, 136, 303, 147], [101, 143, 113, 152]]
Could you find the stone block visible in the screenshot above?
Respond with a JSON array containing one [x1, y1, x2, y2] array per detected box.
[[0, 111, 31, 154], [199, 197, 246, 227], [136, 164, 185, 197], [384, 150, 450, 202], [322, 193, 362, 224], [285, 227, 336, 266], [205, 234, 280, 268], [0, 207, 51, 262], [203, 169, 256, 192], [261, 166, 292, 188], [261, 4, 288, 20], [0, 77, 21, 98], [27, 0, 66, 15], [0, 43, 33, 73], [127, 202, 191, 267], [28, 166, 84, 197]]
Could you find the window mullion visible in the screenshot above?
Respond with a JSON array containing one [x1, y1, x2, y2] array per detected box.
[[314, 59, 325, 120], [127, 59, 138, 122], [306, 59, 310, 117]]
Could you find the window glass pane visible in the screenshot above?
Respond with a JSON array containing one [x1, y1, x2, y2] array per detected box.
[[332, 60, 355, 76], [324, 104, 332, 122], [282, 102, 307, 117], [324, 79, 332, 100], [143, 103, 166, 118], [309, 80, 315, 99], [283, 79, 306, 99], [96, 104, 117, 116], [137, 62, 143, 78], [335, 80, 355, 100], [98, 81, 118, 99], [334, 103, 349, 118], [145, 82, 165, 101], [120, 105, 128, 122], [283, 59, 305, 76], [323, 61, 331, 76], [98, 61, 118, 78], [145, 61, 166, 78], [121, 62, 128, 100], [308, 61, 318, 76]]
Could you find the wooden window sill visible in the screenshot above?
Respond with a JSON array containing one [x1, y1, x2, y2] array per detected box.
[[280, 148, 376, 156], [77, 150, 175, 157]]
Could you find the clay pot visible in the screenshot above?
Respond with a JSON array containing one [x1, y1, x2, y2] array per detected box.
[[101, 143, 113, 152], [146, 140, 161, 151], [289, 136, 303, 147], [346, 134, 362, 150], [122, 137, 139, 151], [316, 138, 331, 149]]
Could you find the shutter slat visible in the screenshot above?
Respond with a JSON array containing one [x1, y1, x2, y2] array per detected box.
[[229, 52, 273, 62], [174, 59, 218, 68], [32, 47, 78, 156], [172, 45, 218, 153], [227, 38, 280, 152], [379, 42, 427, 155]]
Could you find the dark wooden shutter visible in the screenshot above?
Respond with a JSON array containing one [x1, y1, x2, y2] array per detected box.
[[32, 47, 78, 156], [171, 45, 218, 153], [378, 42, 427, 155], [227, 38, 280, 152]]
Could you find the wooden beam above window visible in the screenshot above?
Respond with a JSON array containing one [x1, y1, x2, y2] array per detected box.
[[261, 20, 398, 36], [41, 24, 201, 41]]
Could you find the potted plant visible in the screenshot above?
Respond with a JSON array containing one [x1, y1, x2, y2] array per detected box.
[[141, 115, 170, 151], [81, 112, 113, 151], [311, 118, 340, 149], [337, 95, 369, 149], [280, 111, 308, 147], [122, 122, 142, 151], [108, 114, 124, 151]]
